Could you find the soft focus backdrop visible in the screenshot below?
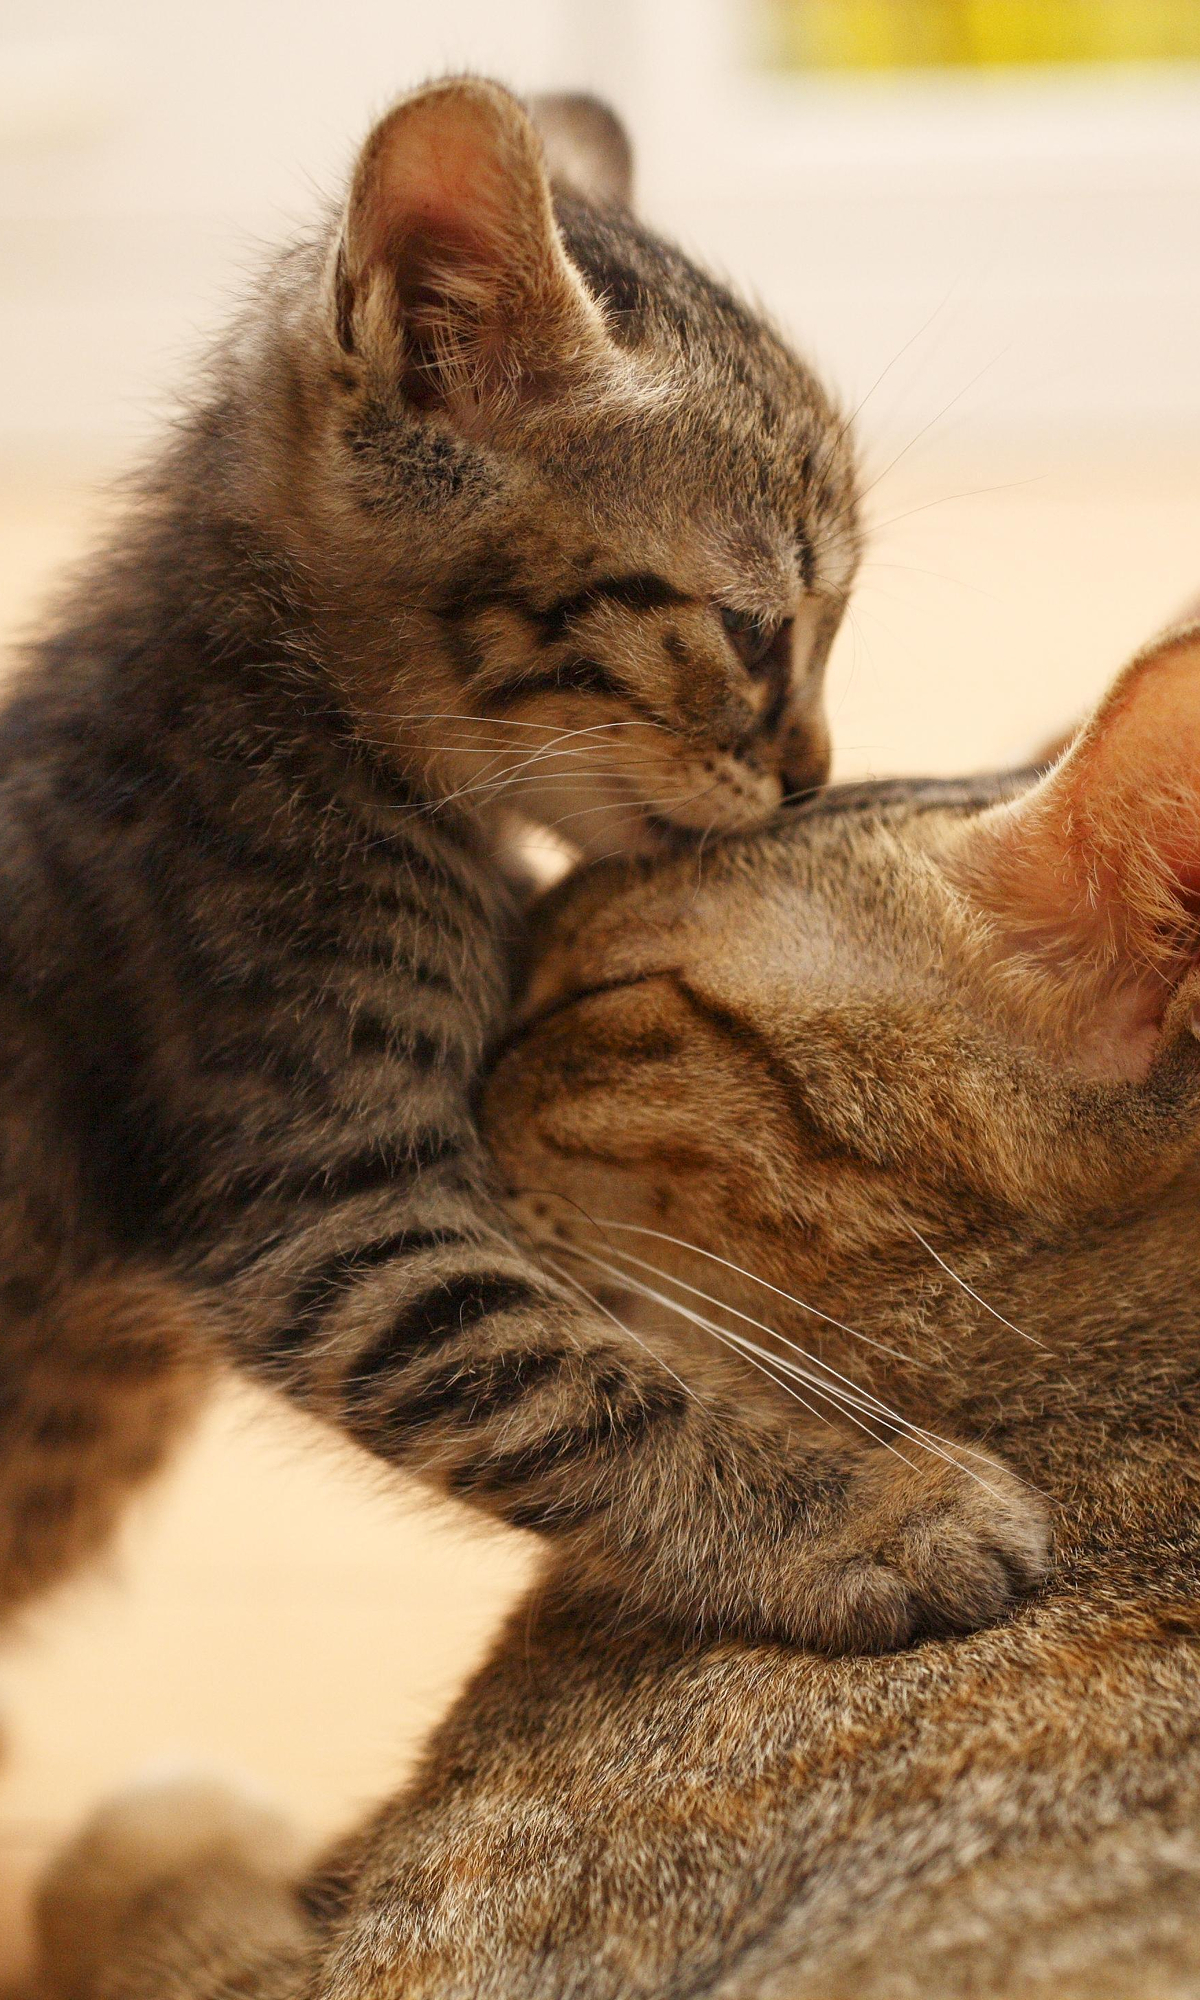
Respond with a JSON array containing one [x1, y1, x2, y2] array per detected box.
[[2, 0, 1199, 1975]]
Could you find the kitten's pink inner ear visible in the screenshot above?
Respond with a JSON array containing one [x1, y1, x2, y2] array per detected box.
[[954, 622, 1200, 981], [338, 79, 611, 412], [349, 88, 544, 291]]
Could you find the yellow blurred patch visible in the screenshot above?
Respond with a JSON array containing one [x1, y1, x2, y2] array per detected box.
[[763, 0, 1200, 69]]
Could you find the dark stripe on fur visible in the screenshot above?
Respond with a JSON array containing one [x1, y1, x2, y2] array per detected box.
[[341, 1273, 541, 1423], [452, 1377, 688, 1509], [536, 572, 689, 641], [220, 1133, 462, 1218], [358, 1345, 568, 1445], [274, 1229, 468, 1359], [487, 656, 629, 706]]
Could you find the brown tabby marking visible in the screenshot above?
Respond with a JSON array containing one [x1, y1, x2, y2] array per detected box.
[[32, 626, 1200, 1997]]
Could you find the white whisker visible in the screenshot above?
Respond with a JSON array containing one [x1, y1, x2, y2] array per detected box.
[[906, 1225, 1049, 1350], [539, 1254, 701, 1407], [468, 1212, 698, 1405], [556, 1217, 1042, 1493], [564, 1242, 973, 1487], [586, 1216, 910, 1362], [572, 1240, 1004, 1496]]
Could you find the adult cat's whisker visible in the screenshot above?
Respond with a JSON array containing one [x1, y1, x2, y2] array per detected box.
[[585, 1229, 1044, 1490], [585, 1217, 911, 1362], [905, 1226, 1049, 1349], [564, 1243, 970, 1486], [564, 1244, 886, 1450], [466, 1212, 700, 1408], [536, 1254, 702, 1407], [586, 1238, 932, 1424], [574, 1246, 1019, 1499], [718, 1327, 991, 1488], [568, 1240, 944, 1464], [570, 1221, 1047, 1495]]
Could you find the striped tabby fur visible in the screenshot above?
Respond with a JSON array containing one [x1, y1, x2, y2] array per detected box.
[[33, 621, 1200, 1999], [0, 79, 862, 1648]]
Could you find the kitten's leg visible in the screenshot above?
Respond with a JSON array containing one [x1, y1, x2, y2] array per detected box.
[[35, 1778, 313, 2000], [0, 1268, 209, 1624], [135, 809, 1045, 1651], [192, 1155, 1046, 1654]]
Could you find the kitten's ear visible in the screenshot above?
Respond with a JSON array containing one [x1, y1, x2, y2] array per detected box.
[[950, 622, 1200, 1073], [528, 93, 635, 209], [334, 77, 617, 424]]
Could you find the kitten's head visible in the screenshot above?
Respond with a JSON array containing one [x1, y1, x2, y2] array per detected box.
[[257, 79, 858, 853], [483, 624, 1200, 1320]]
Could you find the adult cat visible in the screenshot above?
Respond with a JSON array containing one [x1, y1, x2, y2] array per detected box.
[[0, 74, 886, 1658], [34, 620, 1200, 1999]]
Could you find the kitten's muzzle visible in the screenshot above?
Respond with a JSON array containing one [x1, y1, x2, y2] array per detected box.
[[781, 718, 832, 801]]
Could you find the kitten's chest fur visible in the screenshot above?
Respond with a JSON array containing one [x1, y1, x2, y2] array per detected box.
[[0, 639, 519, 1257]]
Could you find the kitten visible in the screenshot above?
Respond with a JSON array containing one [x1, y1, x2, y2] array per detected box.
[[36, 620, 1200, 2000], [0, 78, 862, 1648]]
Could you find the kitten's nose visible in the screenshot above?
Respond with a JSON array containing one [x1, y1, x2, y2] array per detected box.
[[780, 718, 831, 800]]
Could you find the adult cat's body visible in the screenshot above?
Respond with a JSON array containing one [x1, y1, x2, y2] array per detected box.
[[0, 75, 913, 1657], [34, 624, 1200, 1998]]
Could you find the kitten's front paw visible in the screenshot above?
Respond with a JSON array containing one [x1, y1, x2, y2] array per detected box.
[[781, 1446, 1051, 1654]]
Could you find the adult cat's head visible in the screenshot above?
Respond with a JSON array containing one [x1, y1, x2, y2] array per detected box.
[[224, 79, 858, 853], [485, 623, 1200, 1340]]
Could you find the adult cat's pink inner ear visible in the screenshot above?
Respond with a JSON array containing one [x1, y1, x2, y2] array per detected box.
[[948, 622, 1200, 1070], [336, 78, 613, 414]]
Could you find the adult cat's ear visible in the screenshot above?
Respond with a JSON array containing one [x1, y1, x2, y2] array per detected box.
[[332, 77, 618, 426], [528, 94, 635, 209], [950, 621, 1200, 1074]]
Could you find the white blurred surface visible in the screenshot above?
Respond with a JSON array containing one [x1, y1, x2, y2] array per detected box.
[[2, 1, 1199, 452]]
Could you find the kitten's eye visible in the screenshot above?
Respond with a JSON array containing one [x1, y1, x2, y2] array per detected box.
[[720, 606, 791, 678]]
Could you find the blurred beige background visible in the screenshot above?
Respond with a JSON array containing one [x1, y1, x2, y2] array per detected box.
[[2, 0, 1199, 1978]]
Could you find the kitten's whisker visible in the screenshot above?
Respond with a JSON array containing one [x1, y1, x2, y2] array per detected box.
[[543, 774, 728, 834], [805, 348, 1014, 568], [906, 1225, 1050, 1349], [403, 738, 652, 763], [804, 284, 965, 527], [406, 713, 650, 733], [427, 762, 645, 801], [410, 759, 662, 814]]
